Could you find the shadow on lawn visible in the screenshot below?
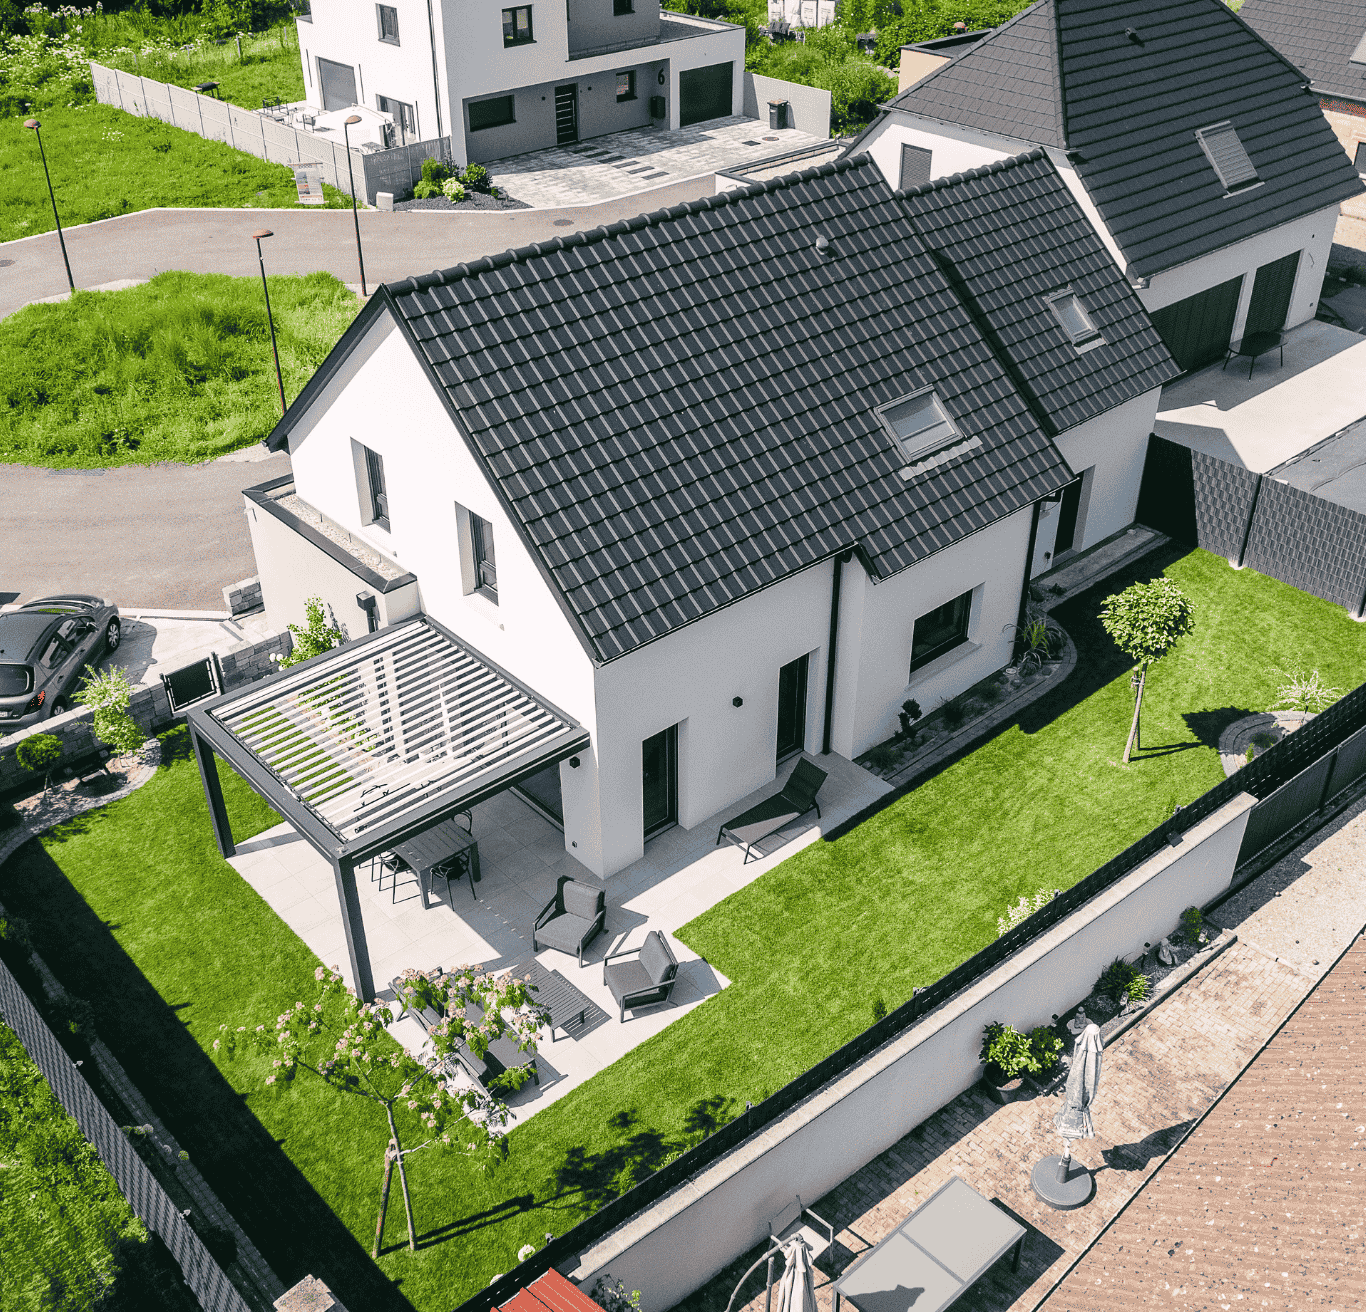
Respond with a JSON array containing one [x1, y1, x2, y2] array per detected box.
[[0, 824, 416, 1312]]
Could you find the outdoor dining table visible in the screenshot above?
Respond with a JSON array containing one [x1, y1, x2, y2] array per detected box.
[[832, 1175, 1025, 1312], [393, 817, 480, 910]]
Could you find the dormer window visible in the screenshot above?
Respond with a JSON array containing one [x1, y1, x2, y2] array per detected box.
[[878, 388, 982, 481], [1045, 289, 1105, 350], [1195, 121, 1260, 195]]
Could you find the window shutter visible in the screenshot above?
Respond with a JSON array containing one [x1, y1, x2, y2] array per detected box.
[[899, 143, 933, 190]]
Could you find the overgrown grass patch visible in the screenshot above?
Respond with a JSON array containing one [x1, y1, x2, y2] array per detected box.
[[0, 103, 351, 243], [0, 553, 1360, 1311], [0, 269, 360, 466]]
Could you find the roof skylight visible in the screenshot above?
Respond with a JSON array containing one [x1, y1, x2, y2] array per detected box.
[[1195, 121, 1260, 194], [878, 389, 982, 481], [1045, 289, 1105, 350]]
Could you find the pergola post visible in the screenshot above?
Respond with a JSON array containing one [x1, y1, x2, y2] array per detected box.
[[190, 724, 235, 858], [332, 855, 375, 1002]]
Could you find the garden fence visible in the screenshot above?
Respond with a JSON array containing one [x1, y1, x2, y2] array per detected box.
[[1136, 433, 1366, 617], [458, 669, 1366, 1312], [0, 954, 252, 1312], [89, 61, 453, 205]]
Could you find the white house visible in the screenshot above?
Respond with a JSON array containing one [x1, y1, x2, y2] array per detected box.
[[846, 0, 1366, 373], [293, 0, 744, 164], [246, 151, 1176, 881]]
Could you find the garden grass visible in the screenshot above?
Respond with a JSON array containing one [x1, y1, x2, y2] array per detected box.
[[0, 269, 360, 466], [0, 551, 1362, 1311], [0, 103, 351, 244]]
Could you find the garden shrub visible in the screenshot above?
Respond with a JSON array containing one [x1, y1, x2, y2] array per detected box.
[[441, 177, 466, 202], [46, 992, 97, 1059], [979, 1021, 1038, 1079], [420, 155, 451, 185], [1180, 904, 1203, 942], [1095, 956, 1141, 1000], [412, 179, 442, 199], [995, 886, 1060, 938], [15, 732, 62, 790], [1027, 1025, 1063, 1073], [865, 742, 900, 771], [73, 665, 144, 756], [276, 596, 344, 668], [592, 1275, 643, 1312], [461, 162, 491, 192]]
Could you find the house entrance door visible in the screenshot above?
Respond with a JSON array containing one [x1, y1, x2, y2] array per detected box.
[[1243, 251, 1300, 338], [775, 654, 809, 763], [555, 84, 579, 145], [642, 724, 678, 838]]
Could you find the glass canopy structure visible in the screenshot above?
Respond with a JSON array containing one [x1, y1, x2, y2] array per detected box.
[[187, 616, 589, 998]]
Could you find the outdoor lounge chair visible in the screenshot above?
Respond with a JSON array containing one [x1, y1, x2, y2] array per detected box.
[[716, 758, 828, 863], [533, 876, 606, 965], [603, 930, 678, 1022]]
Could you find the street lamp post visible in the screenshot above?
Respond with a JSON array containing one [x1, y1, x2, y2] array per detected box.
[[252, 228, 288, 417], [23, 119, 74, 292], [341, 114, 368, 297]]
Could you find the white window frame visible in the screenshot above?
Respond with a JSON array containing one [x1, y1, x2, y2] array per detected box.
[[1044, 288, 1106, 352]]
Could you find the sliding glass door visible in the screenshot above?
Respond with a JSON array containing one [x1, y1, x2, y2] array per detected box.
[[642, 724, 678, 838]]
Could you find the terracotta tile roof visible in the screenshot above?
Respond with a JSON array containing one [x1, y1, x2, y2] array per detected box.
[[1042, 932, 1366, 1308]]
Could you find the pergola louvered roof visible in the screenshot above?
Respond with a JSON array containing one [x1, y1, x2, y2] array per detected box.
[[189, 616, 587, 861]]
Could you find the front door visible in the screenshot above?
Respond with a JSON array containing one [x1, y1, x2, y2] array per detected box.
[[1243, 251, 1301, 339], [555, 84, 578, 146], [1030, 495, 1061, 576], [317, 57, 358, 111], [1148, 275, 1244, 374], [642, 724, 678, 838], [775, 654, 809, 763]]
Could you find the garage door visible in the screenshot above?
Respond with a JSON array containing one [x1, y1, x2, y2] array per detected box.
[[1148, 275, 1244, 374], [317, 57, 358, 111], [679, 62, 733, 127]]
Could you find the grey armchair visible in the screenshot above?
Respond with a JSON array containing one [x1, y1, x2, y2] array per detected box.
[[603, 930, 678, 1022], [533, 875, 606, 965]]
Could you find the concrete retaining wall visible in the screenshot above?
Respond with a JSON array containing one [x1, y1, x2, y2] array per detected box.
[[567, 792, 1257, 1311], [742, 71, 831, 138], [222, 576, 263, 616]]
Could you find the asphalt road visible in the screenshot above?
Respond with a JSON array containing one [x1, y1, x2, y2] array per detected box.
[[0, 452, 291, 611], [0, 176, 714, 318]]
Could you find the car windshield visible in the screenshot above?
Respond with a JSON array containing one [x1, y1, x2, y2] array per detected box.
[[0, 663, 33, 697]]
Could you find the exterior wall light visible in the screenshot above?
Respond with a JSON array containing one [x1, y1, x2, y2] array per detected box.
[[569, 756, 580, 768], [732, 696, 743, 707]]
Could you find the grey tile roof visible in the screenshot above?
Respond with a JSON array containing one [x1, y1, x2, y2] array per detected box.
[[885, 0, 1366, 278], [1239, 0, 1366, 104], [380, 157, 1077, 663], [898, 150, 1181, 435]]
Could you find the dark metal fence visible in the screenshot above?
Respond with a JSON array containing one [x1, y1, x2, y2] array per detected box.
[[0, 957, 252, 1312], [456, 671, 1366, 1312], [163, 652, 225, 713], [1137, 433, 1366, 617]]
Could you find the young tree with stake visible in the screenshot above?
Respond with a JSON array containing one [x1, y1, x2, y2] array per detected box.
[[215, 963, 545, 1256], [1098, 578, 1195, 765]]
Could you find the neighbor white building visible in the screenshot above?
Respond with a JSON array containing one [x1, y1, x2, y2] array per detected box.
[[293, 0, 744, 163], [244, 151, 1178, 880], [846, 0, 1365, 373]]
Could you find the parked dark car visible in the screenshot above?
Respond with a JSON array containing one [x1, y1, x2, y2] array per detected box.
[[0, 596, 122, 736]]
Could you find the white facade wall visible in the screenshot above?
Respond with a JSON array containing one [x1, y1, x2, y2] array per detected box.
[[861, 112, 1019, 192]]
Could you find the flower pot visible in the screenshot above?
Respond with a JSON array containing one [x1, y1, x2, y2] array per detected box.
[[981, 1068, 1026, 1104], [1024, 1067, 1062, 1097]]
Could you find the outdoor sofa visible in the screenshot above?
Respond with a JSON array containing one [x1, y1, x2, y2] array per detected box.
[[716, 758, 828, 863], [603, 930, 678, 1022], [533, 875, 606, 965]]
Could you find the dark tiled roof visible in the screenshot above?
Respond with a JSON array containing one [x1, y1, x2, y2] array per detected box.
[[885, 0, 1366, 277], [1240, 0, 1366, 104], [1045, 932, 1366, 1309], [898, 150, 1180, 434], [382, 158, 1076, 663]]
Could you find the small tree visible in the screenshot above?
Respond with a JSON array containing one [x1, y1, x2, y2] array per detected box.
[[276, 597, 345, 669], [216, 964, 545, 1256], [1272, 668, 1341, 715], [73, 664, 145, 756], [15, 733, 63, 795], [1099, 579, 1196, 764]]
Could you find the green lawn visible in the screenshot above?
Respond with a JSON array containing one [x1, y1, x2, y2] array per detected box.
[[0, 103, 351, 244], [0, 270, 361, 466], [0, 549, 1362, 1312], [0, 1020, 200, 1311]]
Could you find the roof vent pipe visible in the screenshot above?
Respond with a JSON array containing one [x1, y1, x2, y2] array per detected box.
[[1124, 26, 1143, 44], [814, 235, 831, 256]]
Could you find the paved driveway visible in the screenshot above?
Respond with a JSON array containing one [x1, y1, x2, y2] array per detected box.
[[0, 452, 289, 611]]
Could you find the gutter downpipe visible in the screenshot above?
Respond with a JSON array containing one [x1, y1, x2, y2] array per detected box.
[[1016, 500, 1043, 636], [822, 549, 854, 755], [426, 0, 444, 141]]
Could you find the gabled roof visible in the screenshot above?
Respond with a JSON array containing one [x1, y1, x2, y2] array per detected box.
[[1239, 0, 1366, 104], [267, 156, 1177, 665], [898, 150, 1180, 434], [882, 0, 1366, 277]]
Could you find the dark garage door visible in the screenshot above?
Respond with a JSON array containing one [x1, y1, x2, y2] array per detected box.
[[679, 62, 733, 127], [1148, 275, 1244, 374], [1243, 250, 1301, 338], [317, 57, 358, 111]]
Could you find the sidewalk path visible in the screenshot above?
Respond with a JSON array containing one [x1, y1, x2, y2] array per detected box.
[[0, 175, 718, 319]]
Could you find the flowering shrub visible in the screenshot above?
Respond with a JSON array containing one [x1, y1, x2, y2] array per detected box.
[[995, 886, 1060, 938], [592, 1276, 643, 1312], [72, 663, 144, 755], [441, 177, 465, 202]]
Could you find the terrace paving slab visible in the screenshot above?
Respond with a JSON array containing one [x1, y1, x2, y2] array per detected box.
[[671, 790, 1366, 1312]]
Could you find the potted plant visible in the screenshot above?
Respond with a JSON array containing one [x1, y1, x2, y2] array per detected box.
[[979, 1021, 1039, 1103], [1023, 1024, 1065, 1094]]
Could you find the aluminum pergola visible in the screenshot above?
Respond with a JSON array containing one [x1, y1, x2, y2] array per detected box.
[[187, 615, 589, 999]]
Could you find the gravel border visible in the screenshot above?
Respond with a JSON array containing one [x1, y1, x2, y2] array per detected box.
[[393, 190, 530, 212]]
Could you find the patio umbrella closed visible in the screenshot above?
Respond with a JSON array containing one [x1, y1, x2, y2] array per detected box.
[[1030, 1021, 1103, 1209], [774, 1237, 817, 1312]]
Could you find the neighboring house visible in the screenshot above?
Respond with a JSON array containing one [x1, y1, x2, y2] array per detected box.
[[245, 152, 1174, 880], [847, 0, 1366, 373], [1239, 0, 1366, 236], [896, 29, 988, 95], [294, 0, 743, 164]]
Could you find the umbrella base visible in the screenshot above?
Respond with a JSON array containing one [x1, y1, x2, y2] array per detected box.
[[1031, 1155, 1094, 1209]]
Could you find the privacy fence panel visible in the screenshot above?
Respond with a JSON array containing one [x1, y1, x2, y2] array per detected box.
[[1190, 448, 1260, 561], [0, 956, 251, 1312], [1235, 749, 1337, 865], [1328, 722, 1366, 803]]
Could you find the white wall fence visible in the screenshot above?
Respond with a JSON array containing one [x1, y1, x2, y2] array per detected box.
[[742, 71, 831, 139], [89, 61, 450, 204]]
